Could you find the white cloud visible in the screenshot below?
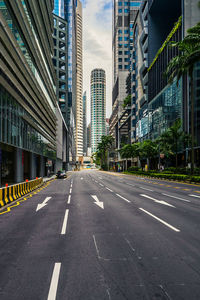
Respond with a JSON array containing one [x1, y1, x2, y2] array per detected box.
[[82, 0, 112, 124]]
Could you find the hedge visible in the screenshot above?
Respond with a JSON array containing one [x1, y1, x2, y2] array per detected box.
[[124, 170, 200, 183]]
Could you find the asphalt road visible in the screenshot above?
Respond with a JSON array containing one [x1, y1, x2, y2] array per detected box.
[[0, 170, 200, 300]]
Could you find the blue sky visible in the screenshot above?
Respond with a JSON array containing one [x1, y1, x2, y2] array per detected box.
[[82, 0, 112, 122]]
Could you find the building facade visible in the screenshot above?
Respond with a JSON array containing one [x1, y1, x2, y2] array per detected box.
[[91, 69, 106, 153], [131, 0, 200, 166], [0, 0, 57, 186], [53, 0, 77, 168], [83, 91, 87, 156], [75, 0, 83, 160], [52, 13, 69, 170], [111, 0, 141, 150]]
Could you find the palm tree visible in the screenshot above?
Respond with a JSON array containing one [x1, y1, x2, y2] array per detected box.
[[158, 119, 190, 168], [139, 140, 158, 170], [165, 22, 200, 173], [119, 144, 133, 170], [96, 135, 114, 170]]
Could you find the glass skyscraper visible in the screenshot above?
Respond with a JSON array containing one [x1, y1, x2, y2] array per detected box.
[[91, 69, 106, 154]]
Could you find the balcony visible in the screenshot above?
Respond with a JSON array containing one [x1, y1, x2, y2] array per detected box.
[[142, 2, 148, 21], [142, 37, 148, 53]]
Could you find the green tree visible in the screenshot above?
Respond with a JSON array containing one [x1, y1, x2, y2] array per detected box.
[[139, 140, 158, 170], [165, 22, 200, 173], [119, 143, 141, 170], [96, 135, 114, 170], [158, 119, 190, 168], [122, 94, 131, 108]]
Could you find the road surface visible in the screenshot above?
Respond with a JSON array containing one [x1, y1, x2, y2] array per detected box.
[[0, 170, 200, 299]]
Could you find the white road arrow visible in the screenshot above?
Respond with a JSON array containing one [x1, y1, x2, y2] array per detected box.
[[36, 197, 52, 212], [91, 195, 104, 209], [140, 194, 175, 208]]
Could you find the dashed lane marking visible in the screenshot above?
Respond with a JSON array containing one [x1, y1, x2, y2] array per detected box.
[[61, 209, 69, 235], [139, 187, 154, 192], [106, 187, 113, 192], [162, 193, 190, 203], [116, 194, 131, 203], [189, 194, 200, 199], [47, 263, 61, 300], [67, 195, 71, 204]]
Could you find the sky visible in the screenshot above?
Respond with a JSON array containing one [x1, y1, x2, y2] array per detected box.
[[82, 0, 112, 125]]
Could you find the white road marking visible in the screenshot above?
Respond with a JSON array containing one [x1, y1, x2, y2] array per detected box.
[[61, 209, 69, 234], [139, 187, 154, 192], [47, 263, 61, 300], [116, 194, 131, 203], [126, 183, 135, 187], [140, 194, 175, 208], [106, 187, 113, 192], [81, 177, 83, 180], [162, 193, 190, 203], [99, 183, 104, 187], [95, 180, 98, 183], [91, 195, 104, 209], [189, 194, 200, 198], [93, 235, 101, 259], [99, 177, 102, 179], [139, 208, 180, 232], [69, 188, 72, 194], [36, 197, 52, 212], [67, 195, 71, 204]]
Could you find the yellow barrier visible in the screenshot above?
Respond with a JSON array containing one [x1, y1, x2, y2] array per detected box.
[[0, 178, 43, 208]]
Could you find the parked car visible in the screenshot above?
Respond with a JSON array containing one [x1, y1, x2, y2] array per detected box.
[[56, 170, 67, 179]]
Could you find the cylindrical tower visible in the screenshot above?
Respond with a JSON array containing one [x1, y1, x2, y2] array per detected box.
[[90, 69, 106, 153]]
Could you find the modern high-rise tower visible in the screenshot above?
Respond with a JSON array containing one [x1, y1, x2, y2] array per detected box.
[[90, 69, 106, 154], [110, 0, 141, 148], [75, 0, 83, 160], [83, 91, 87, 156]]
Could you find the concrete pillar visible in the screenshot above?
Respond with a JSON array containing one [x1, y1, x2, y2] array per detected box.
[[14, 148, 24, 183], [30, 153, 36, 180], [39, 156, 45, 177]]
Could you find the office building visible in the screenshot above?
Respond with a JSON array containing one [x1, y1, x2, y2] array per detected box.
[[110, 0, 141, 149], [87, 123, 91, 157], [52, 13, 69, 170], [0, 0, 57, 186], [132, 0, 200, 166], [83, 91, 87, 156], [53, 0, 77, 168], [75, 0, 83, 160], [106, 118, 110, 136], [91, 69, 106, 153]]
